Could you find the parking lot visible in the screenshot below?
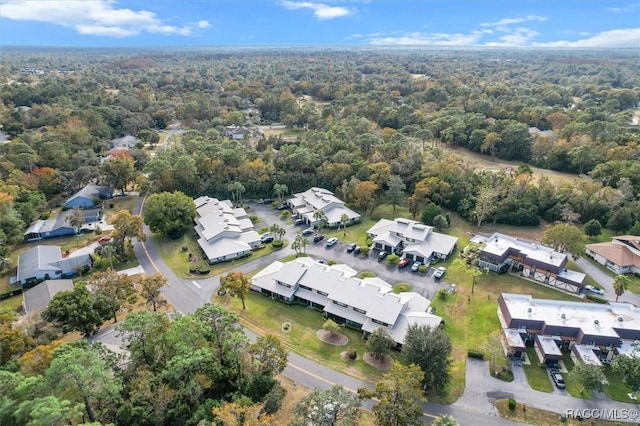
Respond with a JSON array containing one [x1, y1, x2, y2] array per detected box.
[[249, 201, 450, 300]]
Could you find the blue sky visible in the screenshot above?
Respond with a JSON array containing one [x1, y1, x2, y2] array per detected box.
[[1, 0, 639, 47]]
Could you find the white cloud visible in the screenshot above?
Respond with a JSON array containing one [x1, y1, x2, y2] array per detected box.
[[533, 28, 640, 47], [368, 31, 484, 46], [0, 0, 210, 38], [480, 15, 548, 27], [485, 27, 539, 47], [606, 3, 640, 12], [280, 1, 354, 19]]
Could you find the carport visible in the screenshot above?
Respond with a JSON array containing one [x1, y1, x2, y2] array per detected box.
[[503, 328, 526, 359], [534, 335, 563, 366]]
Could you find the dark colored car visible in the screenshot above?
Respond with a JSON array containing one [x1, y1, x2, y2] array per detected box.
[[294, 218, 305, 225], [378, 251, 388, 261], [313, 234, 325, 243], [398, 258, 411, 268], [346, 243, 356, 252], [277, 204, 289, 210], [302, 228, 315, 236], [262, 198, 273, 204], [353, 245, 361, 254]]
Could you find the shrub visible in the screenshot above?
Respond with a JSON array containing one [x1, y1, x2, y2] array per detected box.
[[508, 398, 516, 410], [181, 246, 189, 252], [357, 271, 376, 279], [249, 214, 259, 223], [584, 219, 602, 236], [361, 247, 370, 255], [586, 294, 608, 304], [418, 265, 428, 274], [94, 226, 103, 235], [386, 254, 400, 265], [437, 288, 449, 300], [40, 212, 50, 220], [61, 205, 71, 211], [272, 240, 284, 248], [468, 350, 485, 359], [262, 383, 285, 414], [346, 350, 357, 359], [279, 210, 290, 219]]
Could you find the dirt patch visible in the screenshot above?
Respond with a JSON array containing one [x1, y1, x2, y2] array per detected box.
[[316, 329, 348, 346], [362, 352, 392, 370]]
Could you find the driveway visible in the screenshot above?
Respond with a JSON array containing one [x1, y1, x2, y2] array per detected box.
[[576, 257, 640, 305]]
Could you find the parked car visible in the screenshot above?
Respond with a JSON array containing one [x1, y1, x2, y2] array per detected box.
[[313, 234, 325, 243], [294, 218, 305, 225], [260, 233, 274, 243], [398, 258, 411, 268], [302, 228, 315, 236], [262, 198, 273, 204], [353, 245, 361, 254], [98, 236, 113, 244], [346, 243, 356, 253], [378, 251, 388, 261], [326, 237, 338, 247], [277, 204, 289, 210], [584, 285, 605, 295], [550, 369, 565, 389], [411, 261, 422, 272], [433, 267, 446, 279]]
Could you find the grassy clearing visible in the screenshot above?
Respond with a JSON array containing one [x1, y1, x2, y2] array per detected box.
[[522, 347, 553, 392], [152, 232, 286, 278], [603, 365, 637, 403], [221, 291, 392, 384], [0, 294, 23, 312], [321, 218, 377, 247], [103, 194, 138, 220], [494, 399, 623, 425]]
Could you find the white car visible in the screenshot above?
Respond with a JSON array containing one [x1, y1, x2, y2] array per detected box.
[[433, 267, 446, 279], [411, 262, 422, 272], [326, 237, 338, 247], [584, 285, 605, 295]]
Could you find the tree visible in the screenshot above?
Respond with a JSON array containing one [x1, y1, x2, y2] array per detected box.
[[542, 223, 586, 258], [211, 401, 273, 426], [42, 284, 111, 336], [453, 258, 486, 294], [249, 335, 288, 376], [45, 342, 123, 423], [614, 274, 631, 302], [138, 273, 167, 311], [481, 132, 501, 162], [228, 181, 246, 203], [432, 414, 460, 426], [432, 214, 449, 231], [273, 183, 288, 201], [471, 185, 498, 228], [322, 319, 340, 338], [386, 175, 406, 211], [101, 156, 135, 195], [366, 327, 395, 360], [292, 385, 362, 426], [0, 307, 33, 366], [358, 362, 425, 426], [583, 219, 602, 236], [568, 362, 606, 394], [88, 269, 137, 323], [144, 191, 197, 238], [421, 202, 441, 226], [402, 324, 452, 391], [0, 256, 13, 272], [340, 213, 350, 236], [65, 208, 85, 233], [352, 180, 378, 213], [313, 210, 328, 231], [270, 223, 286, 241], [480, 331, 505, 376], [112, 209, 145, 246], [137, 129, 160, 146], [613, 350, 640, 396], [115, 310, 171, 370], [220, 271, 251, 310]]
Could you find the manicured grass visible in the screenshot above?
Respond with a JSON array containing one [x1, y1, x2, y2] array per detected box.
[[0, 294, 23, 312], [522, 347, 554, 393], [494, 399, 623, 425], [103, 194, 138, 219], [221, 291, 392, 384], [392, 283, 411, 293], [321, 218, 377, 247], [603, 364, 637, 403], [561, 355, 591, 399], [153, 232, 287, 278]]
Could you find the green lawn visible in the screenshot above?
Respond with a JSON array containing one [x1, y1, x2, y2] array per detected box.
[[0, 294, 23, 312], [321, 218, 377, 247], [153, 232, 288, 278], [522, 347, 554, 392], [222, 292, 391, 383], [603, 364, 637, 403], [103, 194, 138, 220]]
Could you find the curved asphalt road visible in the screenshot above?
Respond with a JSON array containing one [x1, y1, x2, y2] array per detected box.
[[129, 195, 522, 425]]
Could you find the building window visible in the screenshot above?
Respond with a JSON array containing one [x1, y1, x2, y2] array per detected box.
[[333, 300, 348, 308], [277, 281, 292, 288], [353, 307, 366, 314], [299, 284, 311, 291], [371, 319, 389, 326], [317, 291, 328, 296]]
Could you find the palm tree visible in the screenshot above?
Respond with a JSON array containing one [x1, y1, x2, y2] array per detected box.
[[340, 213, 350, 236], [313, 210, 328, 231], [614, 274, 631, 302], [270, 223, 285, 241]]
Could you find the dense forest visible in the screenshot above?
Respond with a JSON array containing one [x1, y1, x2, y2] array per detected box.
[[1, 47, 639, 254]]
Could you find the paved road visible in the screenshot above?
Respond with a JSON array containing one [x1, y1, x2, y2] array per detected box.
[[576, 257, 640, 306], [125, 197, 525, 425]]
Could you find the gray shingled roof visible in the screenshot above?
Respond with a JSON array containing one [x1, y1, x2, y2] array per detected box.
[[23, 279, 74, 314]]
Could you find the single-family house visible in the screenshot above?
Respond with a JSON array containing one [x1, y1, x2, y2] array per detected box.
[[23, 279, 74, 314], [64, 184, 112, 209], [471, 232, 585, 293], [498, 293, 640, 365], [251, 257, 442, 345], [17, 245, 92, 287], [586, 235, 640, 275], [110, 135, 140, 150], [288, 187, 361, 228], [24, 208, 102, 241], [528, 127, 557, 141], [224, 126, 251, 140], [367, 218, 458, 264], [194, 196, 261, 264]]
